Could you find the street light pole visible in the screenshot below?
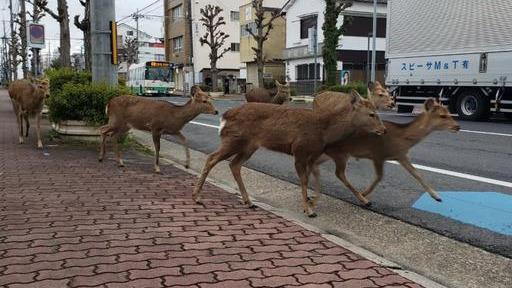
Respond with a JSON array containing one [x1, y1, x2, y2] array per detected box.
[[90, 0, 117, 84], [371, 0, 377, 82]]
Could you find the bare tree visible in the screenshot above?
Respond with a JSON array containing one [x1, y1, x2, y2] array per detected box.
[[33, 0, 71, 67], [28, 0, 46, 76], [16, 0, 29, 78], [199, 4, 230, 91], [246, 0, 282, 88], [8, 28, 21, 80], [122, 37, 138, 80], [74, 0, 90, 71]]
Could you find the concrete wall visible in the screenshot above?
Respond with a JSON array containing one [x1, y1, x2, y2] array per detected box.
[[164, 0, 193, 66]]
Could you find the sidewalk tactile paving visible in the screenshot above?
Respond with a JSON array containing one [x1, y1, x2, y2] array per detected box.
[[0, 91, 423, 287]]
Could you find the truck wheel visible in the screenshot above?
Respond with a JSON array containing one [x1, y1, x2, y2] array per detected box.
[[397, 105, 414, 113], [456, 90, 489, 121]]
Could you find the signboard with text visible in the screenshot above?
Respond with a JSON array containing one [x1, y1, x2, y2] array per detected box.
[[28, 23, 45, 49]]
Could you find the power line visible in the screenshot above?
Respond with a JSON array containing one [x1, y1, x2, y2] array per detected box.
[[116, 0, 161, 22]]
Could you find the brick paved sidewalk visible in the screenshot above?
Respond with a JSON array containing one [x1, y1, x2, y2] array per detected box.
[[0, 91, 423, 288]]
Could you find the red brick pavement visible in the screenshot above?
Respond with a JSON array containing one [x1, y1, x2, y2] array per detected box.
[[0, 90, 423, 287]]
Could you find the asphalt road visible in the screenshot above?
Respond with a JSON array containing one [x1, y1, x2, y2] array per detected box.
[[159, 96, 512, 258]]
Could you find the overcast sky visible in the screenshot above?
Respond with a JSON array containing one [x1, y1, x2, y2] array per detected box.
[[0, 0, 165, 56]]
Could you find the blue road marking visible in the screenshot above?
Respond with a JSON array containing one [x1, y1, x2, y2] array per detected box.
[[413, 192, 512, 236]]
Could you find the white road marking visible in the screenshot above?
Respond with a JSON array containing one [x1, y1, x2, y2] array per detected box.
[[189, 121, 512, 188], [387, 161, 512, 188], [459, 129, 512, 137]]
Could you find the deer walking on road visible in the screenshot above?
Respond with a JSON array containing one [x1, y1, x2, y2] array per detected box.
[[309, 98, 460, 207], [99, 86, 218, 173], [8, 78, 50, 148], [245, 81, 291, 105], [193, 91, 386, 217]]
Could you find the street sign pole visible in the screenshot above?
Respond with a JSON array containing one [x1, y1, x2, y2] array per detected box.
[[371, 0, 377, 82]]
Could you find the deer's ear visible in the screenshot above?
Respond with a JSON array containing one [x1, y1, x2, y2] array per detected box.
[[424, 98, 436, 112], [275, 80, 282, 87], [368, 81, 375, 91], [350, 90, 362, 105], [190, 86, 201, 98]]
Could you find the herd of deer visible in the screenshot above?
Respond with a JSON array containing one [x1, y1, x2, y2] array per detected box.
[[9, 78, 460, 217]]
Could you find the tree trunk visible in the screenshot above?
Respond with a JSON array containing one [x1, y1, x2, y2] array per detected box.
[[257, 40, 264, 88], [58, 0, 71, 67], [19, 0, 29, 78]]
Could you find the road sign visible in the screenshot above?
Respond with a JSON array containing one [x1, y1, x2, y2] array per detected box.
[[28, 22, 45, 49]]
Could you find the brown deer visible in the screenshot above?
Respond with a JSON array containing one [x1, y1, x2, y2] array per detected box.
[[8, 78, 50, 148], [309, 98, 460, 208], [99, 86, 218, 173], [245, 81, 290, 104], [313, 81, 394, 112], [193, 91, 386, 217]]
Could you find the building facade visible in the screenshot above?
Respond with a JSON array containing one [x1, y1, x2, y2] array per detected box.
[[283, 0, 387, 94], [116, 23, 165, 79], [164, 0, 243, 94], [240, 0, 287, 89]]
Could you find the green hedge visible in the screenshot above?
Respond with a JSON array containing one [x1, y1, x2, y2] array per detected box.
[[318, 81, 368, 97], [46, 68, 92, 96], [47, 83, 130, 126]]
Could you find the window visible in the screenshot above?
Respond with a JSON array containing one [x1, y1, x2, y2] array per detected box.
[[245, 6, 252, 20], [173, 36, 183, 53], [172, 5, 183, 22], [343, 16, 387, 37], [230, 11, 240, 21], [230, 43, 240, 52], [241, 22, 256, 37], [296, 63, 321, 80], [300, 15, 317, 39]]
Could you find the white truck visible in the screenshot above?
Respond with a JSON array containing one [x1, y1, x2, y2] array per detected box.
[[386, 0, 512, 120]]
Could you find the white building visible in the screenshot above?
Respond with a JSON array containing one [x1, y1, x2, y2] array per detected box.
[[190, 0, 242, 93], [282, 0, 387, 94], [117, 23, 165, 67]]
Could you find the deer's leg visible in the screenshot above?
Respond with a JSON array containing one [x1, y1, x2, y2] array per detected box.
[[152, 131, 162, 173], [24, 114, 30, 138], [295, 158, 316, 218], [18, 112, 24, 144], [193, 142, 238, 204], [98, 125, 114, 162], [330, 153, 371, 206], [35, 113, 42, 148], [310, 164, 321, 209], [176, 132, 190, 169], [229, 148, 256, 208], [399, 157, 442, 202], [112, 132, 124, 167], [361, 160, 384, 198]]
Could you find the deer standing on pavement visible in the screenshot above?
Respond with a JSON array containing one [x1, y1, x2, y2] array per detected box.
[[193, 91, 386, 217], [313, 81, 394, 111], [8, 78, 50, 148], [309, 98, 460, 208], [99, 86, 218, 173], [245, 81, 290, 104]]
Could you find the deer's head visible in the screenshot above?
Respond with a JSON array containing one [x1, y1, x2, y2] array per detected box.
[[274, 80, 291, 104], [191, 86, 218, 115], [34, 78, 50, 99], [368, 81, 394, 110], [423, 98, 460, 132], [349, 90, 387, 136]]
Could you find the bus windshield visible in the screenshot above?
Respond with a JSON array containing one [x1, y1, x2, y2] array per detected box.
[[146, 67, 172, 82]]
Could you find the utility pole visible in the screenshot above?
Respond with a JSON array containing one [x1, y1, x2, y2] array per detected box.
[[134, 9, 140, 63], [19, 0, 28, 78], [9, 0, 16, 81], [371, 0, 377, 82], [2, 20, 11, 82], [90, 0, 117, 84]]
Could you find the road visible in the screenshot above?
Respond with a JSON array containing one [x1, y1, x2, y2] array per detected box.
[[160, 96, 512, 258]]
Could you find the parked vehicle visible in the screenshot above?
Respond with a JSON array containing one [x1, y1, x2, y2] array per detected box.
[[386, 0, 512, 120], [127, 61, 175, 96]]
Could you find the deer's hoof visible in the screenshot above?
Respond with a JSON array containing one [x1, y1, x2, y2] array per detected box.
[[308, 212, 318, 218], [435, 197, 442, 203], [98, 158, 103, 163], [248, 204, 257, 209], [185, 164, 190, 169], [364, 201, 373, 207]]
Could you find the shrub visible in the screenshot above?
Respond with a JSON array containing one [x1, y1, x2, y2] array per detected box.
[[47, 83, 130, 126], [46, 68, 92, 96], [318, 81, 368, 97]]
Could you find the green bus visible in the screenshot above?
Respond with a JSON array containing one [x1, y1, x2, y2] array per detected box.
[[127, 61, 175, 96]]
